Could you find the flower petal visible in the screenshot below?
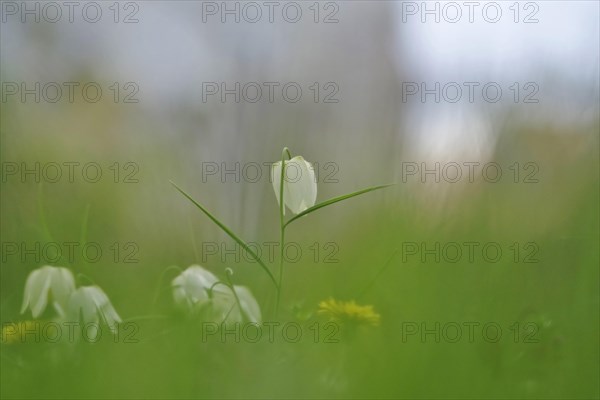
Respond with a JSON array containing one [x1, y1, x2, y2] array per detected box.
[[30, 268, 53, 318], [284, 156, 317, 214], [271, 161, 284, 215], [20, 268, 43, 314], [49, 267, 75, 314], [172, 265, 219, 309], [233, 285, 262, 324]]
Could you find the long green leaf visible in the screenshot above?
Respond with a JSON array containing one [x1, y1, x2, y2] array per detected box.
[[284, 184, 393, 228], [170, 181, 278, 288]]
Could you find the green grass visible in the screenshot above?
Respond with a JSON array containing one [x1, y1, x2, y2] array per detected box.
[[1, 119, 598, 399]]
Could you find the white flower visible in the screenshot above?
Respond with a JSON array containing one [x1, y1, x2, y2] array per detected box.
[[210, 284, 262, 324], [67, 286, 122, 338], [271, 156, 317, 215], [21, 265, 75, 318], [172, 265, 218, 310], [172, 265, 262, 324]]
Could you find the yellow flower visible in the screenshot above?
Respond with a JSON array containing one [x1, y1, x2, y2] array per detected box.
[[1, 321, 40, 345], [318, 298, 381, 327]]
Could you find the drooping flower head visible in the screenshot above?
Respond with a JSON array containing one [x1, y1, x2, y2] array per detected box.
[[172, 265, 218, 310], [67, 285, 122, 339], [172, 265, 261, 324], [318, 298, 381, 327], [271, 156, 317, 215], [21, 265, 75, 318]]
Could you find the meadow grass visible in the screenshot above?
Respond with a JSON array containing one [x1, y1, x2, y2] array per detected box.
[[1, 120, 598, 399]]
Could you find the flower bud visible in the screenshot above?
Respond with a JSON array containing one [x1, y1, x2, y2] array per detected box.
[[271, 156, 317, 215]]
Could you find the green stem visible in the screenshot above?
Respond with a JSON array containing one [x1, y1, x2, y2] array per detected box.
[[224, 269, 245, 321], [275, 147, 291, 317], [276, 224, 285, 316], [208, 278, 243, 324]]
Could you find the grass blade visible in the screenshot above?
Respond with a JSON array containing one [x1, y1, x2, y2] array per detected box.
[[284, 184, 393, 228], [170, 181, 278, 288]]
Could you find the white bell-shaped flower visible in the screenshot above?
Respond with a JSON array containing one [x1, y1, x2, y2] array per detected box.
[[67, 285, 122, 338], [271, 156, 317, 215], [209, 284, 262, 324], [172, 265, 219, 311], [172, 265, 261, 324], [21, 265, 75, 318]]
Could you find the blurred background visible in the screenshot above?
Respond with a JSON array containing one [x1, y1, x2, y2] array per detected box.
[[1, 1, 598, 398]]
